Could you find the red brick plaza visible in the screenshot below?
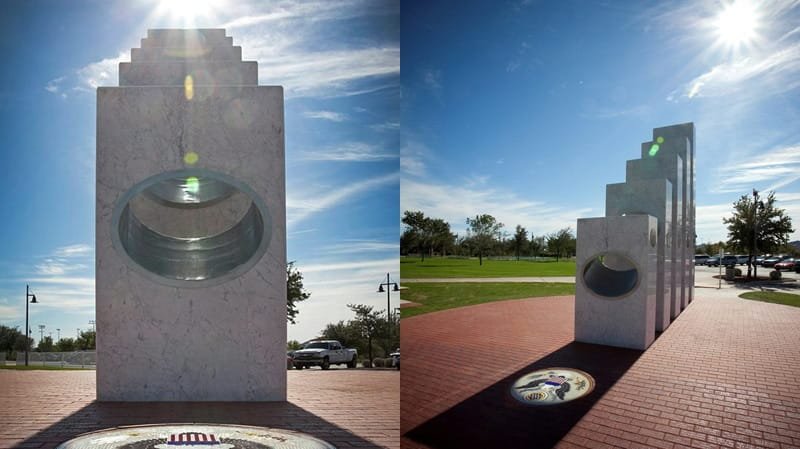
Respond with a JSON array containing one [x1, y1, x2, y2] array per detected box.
[[0, 369, 399, 449], [401, 294, 800, 449]]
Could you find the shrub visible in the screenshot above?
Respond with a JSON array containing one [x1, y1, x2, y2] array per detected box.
[[372, 358, 384, 368], [734, 268, 742, 276], [361, 359, 372, 368], [770, 270, 782, 280]]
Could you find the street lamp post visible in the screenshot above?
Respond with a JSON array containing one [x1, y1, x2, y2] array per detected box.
[[24, 285, 38, 366], [752, 189, 759, 279], [377, 273, 399, 345]]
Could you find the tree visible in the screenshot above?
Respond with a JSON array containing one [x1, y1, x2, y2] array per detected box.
[[402, 211, 429, 261], [76, 330, 95, 350], [0, 325, 30, 360], [37, 336, 54, 352], [56, 337, 76, 352], [287, 261, 311, 324], [348, 304, 382, 364], [547, 227, 576, 262], [529, 235, 546, 259], [512, 225, 528, 261], [724, 191, 794, 279], [466, 214, 504, 265]]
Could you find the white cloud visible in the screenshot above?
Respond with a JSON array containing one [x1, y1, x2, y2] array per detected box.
[[671, 41, 800, 101], [400, 140, 429, 177], [301, 142, 395, 162], [35, 259, 87, 276], [401, 178, 594, 237], [422, 69, 442, 92], [53, 244, 93, 257], [45, 76, 65, 94], [303, 110, 347, 122], [287, 172, 399, 227], [76, 51, 129, 90], [321, 241, 399, 255], [257, 47, 399, 98], [713, 143, 800, 193], [288, 255, 399, 341], [370, 121, 399, 132]]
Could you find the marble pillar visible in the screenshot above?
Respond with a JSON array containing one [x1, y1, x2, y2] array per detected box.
[[606, 179, 672, 331], [626, 154, 683, 319], [642, 123, 695, 308], [575, 215, 657, 350], [96, 29, 286, 401]]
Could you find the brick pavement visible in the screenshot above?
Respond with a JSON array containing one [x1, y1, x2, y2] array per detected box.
[[401, 295, 800, 449], [0, 369, 399, 449]]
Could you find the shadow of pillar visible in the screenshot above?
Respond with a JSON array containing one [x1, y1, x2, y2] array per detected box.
[[403, 341, 643, 449], [20, 401, 385, 449]]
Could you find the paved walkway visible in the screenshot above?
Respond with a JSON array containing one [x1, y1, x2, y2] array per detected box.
[[0, 369, 399, 449], [401, 276, 576, 283], [401, 294, 800, 449]]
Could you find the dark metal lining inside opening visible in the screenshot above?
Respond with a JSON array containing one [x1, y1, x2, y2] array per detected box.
[[582, 253, 639, 298]]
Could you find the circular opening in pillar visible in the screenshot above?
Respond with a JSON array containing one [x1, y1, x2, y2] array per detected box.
[[649, 229, 657, 247], [510, 368, 595, 405], [56, 424, 336, 449], [111, 169, 271, 288], [581, 252, 639, 298]]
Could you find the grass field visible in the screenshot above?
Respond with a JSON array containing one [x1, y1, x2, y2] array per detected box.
[[400, 282, 575, 318], [0, 364, 93, 370], [400, 257, 576, 278], [739, 291, 800, 308]]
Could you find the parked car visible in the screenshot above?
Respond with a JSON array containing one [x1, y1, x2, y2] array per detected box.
[[390, 349, 400, 370], [287, 351, 294, 369], [762, 256, 790, 268], [755, 255, 766, 265], [695, 254, 710, 265], [775, 258, 796, 271], [292, 340, 357, 370], [707, 255, 737, 267], [736, 255, 750, 265]]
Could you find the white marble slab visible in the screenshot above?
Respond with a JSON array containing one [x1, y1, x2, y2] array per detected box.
[[575, 215, 657, 350]]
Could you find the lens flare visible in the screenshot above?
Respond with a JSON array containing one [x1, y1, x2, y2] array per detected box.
[[183, 151, 199, 165], [185, 176, 200, 195], [656, 136, 664, 144], [649, 144, 660, 157], [184, 75, 194, 100]]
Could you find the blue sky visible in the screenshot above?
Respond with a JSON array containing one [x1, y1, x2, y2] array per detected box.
[[0, 0, 399, 344], [401, 0, 800, 246]]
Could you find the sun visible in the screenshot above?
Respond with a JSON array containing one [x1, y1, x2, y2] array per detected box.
[[152, 0, 225, 26], [714, 0, 760, 49]]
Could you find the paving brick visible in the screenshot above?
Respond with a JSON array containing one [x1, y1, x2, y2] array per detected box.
[[401, 294, 800, 449], [0, 369, 398, 449]]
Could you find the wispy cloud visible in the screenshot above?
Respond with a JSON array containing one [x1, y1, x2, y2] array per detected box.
[[303, 110, 348, 122], [301, 142, 396, 162], [401, 178, 594, 236], [422, 69, 442, 92], [257, 47, 399, 97], [35, 259, 87, 276], [714, 143, 800, 193], [400, 139, 429, 177], [321, 241, 399, 255], [670, 42, 800, 100], [44, 76, 65, 95], [287, 172, 399, 226], [53, 244, 92, 257], [301, 258, 398, 274], [370, 121, 399, 132]]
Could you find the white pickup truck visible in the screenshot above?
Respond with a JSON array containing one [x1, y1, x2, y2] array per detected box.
[[292, 340, 358, 370]]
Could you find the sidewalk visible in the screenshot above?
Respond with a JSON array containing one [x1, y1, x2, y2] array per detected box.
[[401, 293, 800, 449], [0, 370, 399, 449]]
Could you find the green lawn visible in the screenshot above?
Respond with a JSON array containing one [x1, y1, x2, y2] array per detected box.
[[0, 364, 93, 370], [400, 282, 575, 318], [739, 291, 800, 308], [400, 256, 576, 278]]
